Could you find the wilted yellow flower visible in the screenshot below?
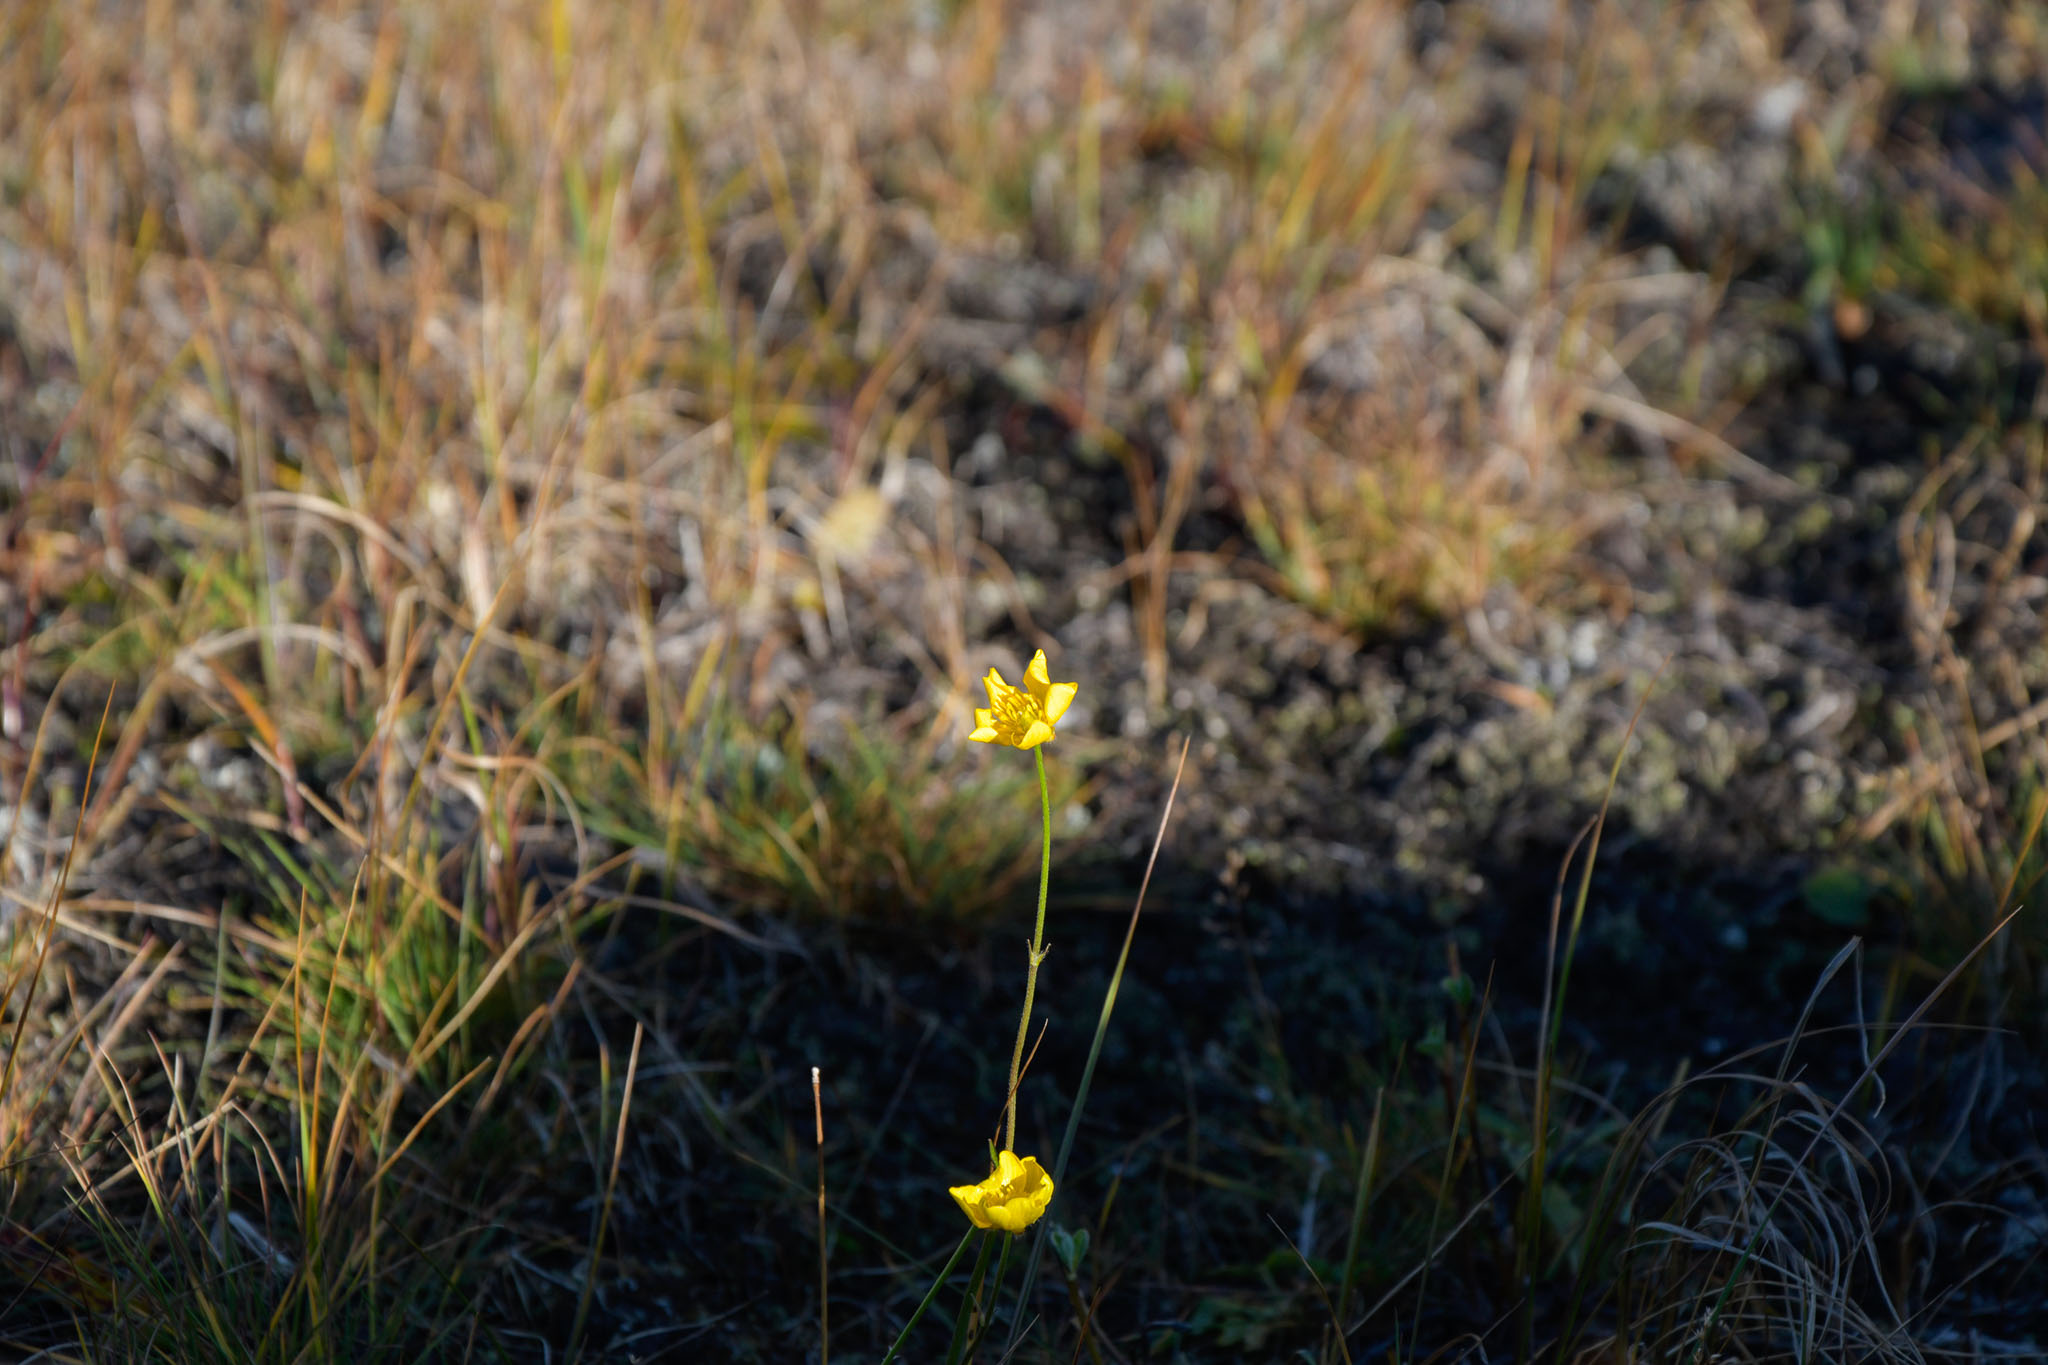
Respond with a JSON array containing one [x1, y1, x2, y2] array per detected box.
[[949, 1150, 1054, 1233], [970, 651, 1077, 750]]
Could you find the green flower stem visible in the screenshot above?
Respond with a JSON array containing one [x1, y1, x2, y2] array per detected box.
[[1005, 736, 1188, 1358], [880, 1228, 976, 1365], [966, 1227, 1017, 1362], [945, 1230, 999, 1365], [1003, 747, 1053, 1154]]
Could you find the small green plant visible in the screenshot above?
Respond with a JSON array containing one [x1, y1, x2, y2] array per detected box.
[[876, 659, 1191, 1365], [559, 697, 1080, 930], [883, 650, 1076, 1365]]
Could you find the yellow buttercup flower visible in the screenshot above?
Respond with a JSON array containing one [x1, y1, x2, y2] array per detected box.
[[949, 1150, 1054, 1233], [970, 651, 1077, 750]]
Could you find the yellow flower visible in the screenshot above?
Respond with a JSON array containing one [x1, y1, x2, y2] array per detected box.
[[970, 651, 1078, 750], [949, 1150, 1055, 1233]]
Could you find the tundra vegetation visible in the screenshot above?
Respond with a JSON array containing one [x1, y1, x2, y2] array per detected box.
[[0, 0, 2046, 1360]]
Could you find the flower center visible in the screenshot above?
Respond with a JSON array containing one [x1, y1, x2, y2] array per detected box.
[[994, 690, 1036, 730]]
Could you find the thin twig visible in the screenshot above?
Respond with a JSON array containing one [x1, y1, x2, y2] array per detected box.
[[815, 1064, 829, 1365]]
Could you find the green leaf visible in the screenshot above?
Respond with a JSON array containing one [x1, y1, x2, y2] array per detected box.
[[1415, 1020, 1449, 1060], [1048, 1223, 1089, 1279], [1439, 971, 1475, 1010], [1802, 864, 1872, 930]]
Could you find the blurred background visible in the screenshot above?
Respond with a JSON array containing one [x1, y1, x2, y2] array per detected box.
[[1, 0, 2046, 1360]]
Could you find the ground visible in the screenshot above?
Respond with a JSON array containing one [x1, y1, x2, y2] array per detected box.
[[1, 0, 2046, 1361]]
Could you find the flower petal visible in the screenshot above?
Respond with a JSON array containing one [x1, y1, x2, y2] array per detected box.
[[983, 669, 1012, 705], [988, 1155, 1054, 1232], [1039, 681, 1077, 727], [986, 1197, 1042, 1233], [953, 1153, 1055, 1233], [1017, 720, 1054, 749], [950, 1182, 994, 1230], [1024, 651, 1052, 691]]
